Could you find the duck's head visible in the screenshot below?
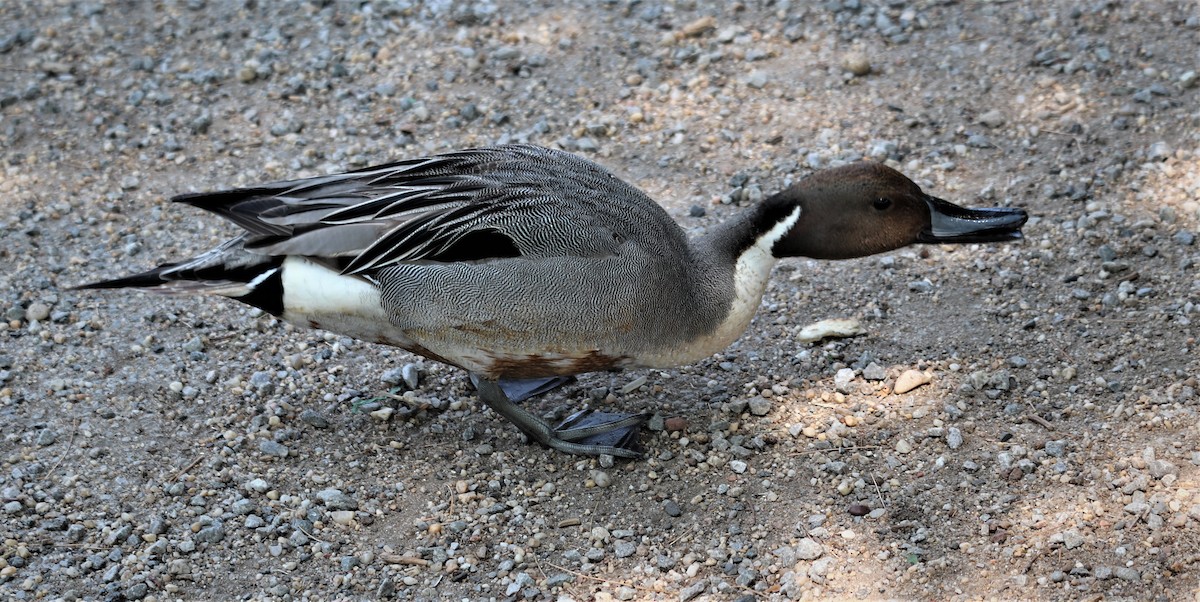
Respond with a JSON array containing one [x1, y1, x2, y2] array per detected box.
[[767, 162, 1028, 260]]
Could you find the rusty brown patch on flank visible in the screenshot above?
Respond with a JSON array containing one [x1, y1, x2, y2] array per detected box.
[[485, 351, 625, 380]]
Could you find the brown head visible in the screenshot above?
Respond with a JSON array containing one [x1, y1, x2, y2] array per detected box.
[[765, 162, 1027, 260]]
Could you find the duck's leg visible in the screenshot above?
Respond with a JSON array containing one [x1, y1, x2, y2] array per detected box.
[[472, 377, 648, 458]]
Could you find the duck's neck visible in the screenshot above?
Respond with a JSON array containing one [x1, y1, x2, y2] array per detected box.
[[698, 197, 801, 276], [682, 199, 801, 350]]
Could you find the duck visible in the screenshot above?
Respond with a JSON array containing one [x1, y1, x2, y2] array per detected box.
[[78, 144, 1027, 458]]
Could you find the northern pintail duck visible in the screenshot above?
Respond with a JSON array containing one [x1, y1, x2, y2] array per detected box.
[[79, 145, 1026, 457]]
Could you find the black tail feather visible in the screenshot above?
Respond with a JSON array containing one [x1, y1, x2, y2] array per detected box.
[[73, 252, 286, 316], [72, 265, 177, 290], [172, 188, 292, 236]]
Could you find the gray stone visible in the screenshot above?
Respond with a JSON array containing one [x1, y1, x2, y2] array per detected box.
[[575, 137, 598, 152], [316, 488, 359, 510], [745, 70, 769, 89], [1062, 528, 1084, 549], [614, 540, 636, 558], [259, 440, 288, 457], [194, 522, 225, 544], [979, 110, 1006, 128], [946, 427, 963, 450], [863, 362, 886, 381], [834, 368, 856, 393], [506, 572, 535, 596], [66, 523, 87, 542], [35, 428, 57, 446], [401, 363, 421, 389], [26, 302, 50, 322], [545, 573, 573, 588], [125, 582, 148, 600], [1114, 567, 1140, 582], [795, 537, 823, 560], [380, 367, 405, 386], [1148, 459, 1177, 479], [300, 409, 330, 429], [1147, 141, 1172, 161], [105, 524, 132, 545], [679, 579, 708, 601], [966, 134, 991, 148], [376, 578, 396, 597], [747, 397, 772, 416], [664, 500, 682, 517], [182, 336, 204, 353], [908, 279, 933, 293], [231, 499, 256, 515], [1045, 440, 1067, 457]]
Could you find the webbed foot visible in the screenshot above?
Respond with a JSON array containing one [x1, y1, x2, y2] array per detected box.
[[472, 376, 648, 458]]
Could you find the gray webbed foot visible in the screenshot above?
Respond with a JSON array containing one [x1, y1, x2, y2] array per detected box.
[[555, 409, 646, 453], [495, 376, 576, 402], [472, 376, 647, 458]]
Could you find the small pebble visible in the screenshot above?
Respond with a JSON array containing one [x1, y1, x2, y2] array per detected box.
[[1114, 567, 1140, 582], [745, 70, 769, 89], [834, 368, 856, 393], [747, 397, 772, 416], [35, 429, 57, 446], [795, 538, 823, 560], [862, 362, 886, 381], [258, 440, 288, 458], [893, 370, 932, 394], [590, 470, 611, 488], [664, 500, 682, 517], [842, 52, 871, 76], [300, 409, 330, 429], [316, 489, 359, 510], [25, 302, 50, 322], [946, 427, 963, 449], [978, 110, 1006, 128]]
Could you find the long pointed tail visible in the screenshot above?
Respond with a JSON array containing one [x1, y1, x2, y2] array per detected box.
[[74, 239, 286, 316]]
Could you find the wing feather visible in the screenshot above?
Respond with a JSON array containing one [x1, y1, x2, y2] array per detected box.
[[172, 145, 677, 275]]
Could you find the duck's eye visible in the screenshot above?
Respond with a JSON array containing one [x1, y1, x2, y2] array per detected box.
[[873, 197, 893, 210]]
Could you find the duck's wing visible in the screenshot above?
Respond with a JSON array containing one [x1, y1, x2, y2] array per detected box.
[[174, 145, 670, 275]]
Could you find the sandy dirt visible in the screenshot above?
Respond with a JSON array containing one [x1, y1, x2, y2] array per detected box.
[[2, 1, 1199, 600]]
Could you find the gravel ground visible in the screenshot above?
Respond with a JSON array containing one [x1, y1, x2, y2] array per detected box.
[[2, 1, 1199, 600]]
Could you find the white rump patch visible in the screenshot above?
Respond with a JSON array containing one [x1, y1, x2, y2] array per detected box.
[[280, 257, 392, 340]]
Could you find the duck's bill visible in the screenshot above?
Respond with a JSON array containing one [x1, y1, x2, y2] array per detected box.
[[919, 195, 1028, 244]]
